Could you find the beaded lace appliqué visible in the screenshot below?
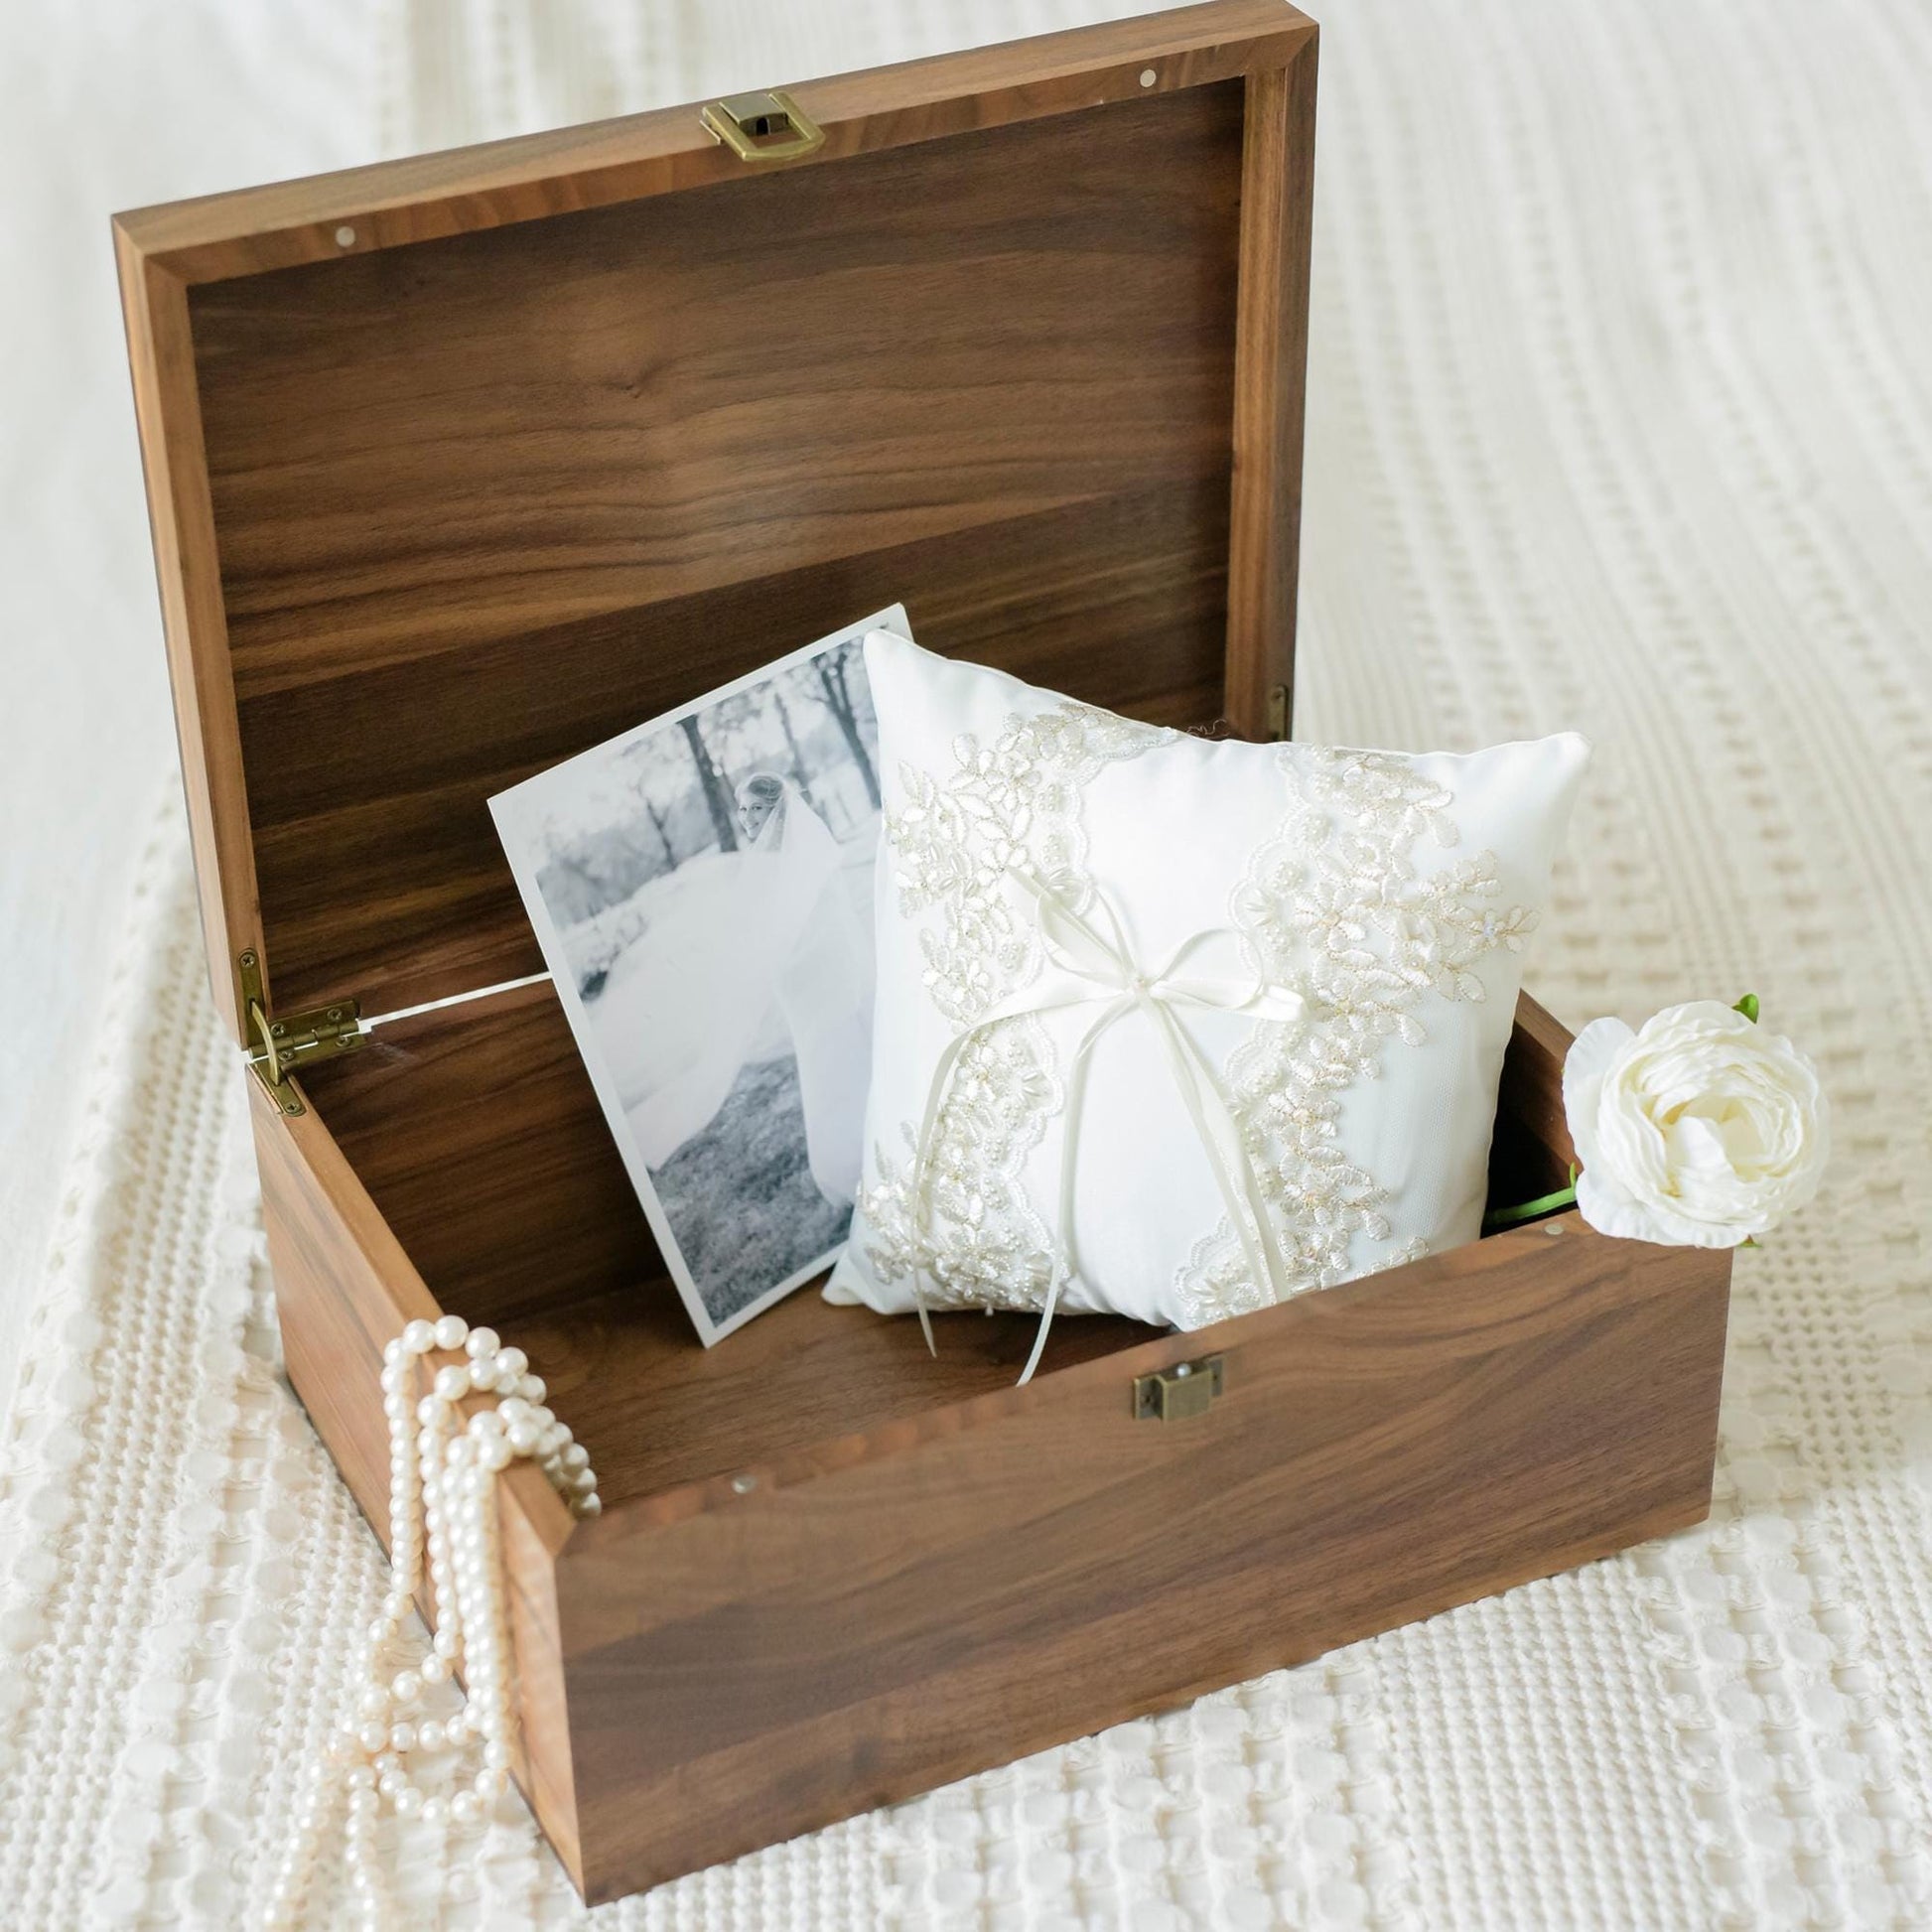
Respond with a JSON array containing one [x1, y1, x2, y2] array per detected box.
[[1175, 747, 1535, 1323], [863, 725, 1534, 1324], [859, 703, 1170, 1311]]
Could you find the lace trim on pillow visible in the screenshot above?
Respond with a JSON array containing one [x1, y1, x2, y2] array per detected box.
[[860, 702, 1171, 1311], [1174, 747, 1536, 1325]]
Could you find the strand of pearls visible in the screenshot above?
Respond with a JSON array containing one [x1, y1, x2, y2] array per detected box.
[[261, 1315, 600, 1931]]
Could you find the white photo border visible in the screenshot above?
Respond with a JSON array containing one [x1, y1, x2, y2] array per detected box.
[[488, 604, 906, 1346]]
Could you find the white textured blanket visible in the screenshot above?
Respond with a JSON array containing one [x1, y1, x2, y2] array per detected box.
[[4, 1, 1930, 1927]]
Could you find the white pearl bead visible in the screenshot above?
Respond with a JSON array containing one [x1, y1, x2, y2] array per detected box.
[[433, 1314, 469, 1351], [389, 1722, 417, 1752], [357, 1721, 388, 1754], [401, 1319, 436, 1354], [433, 1364, 470, 1402], [420, 1796, 447, 1827], [390, 1670, 421, 1706], [383, 1338, 405, 1365], [518, 1375, 547, 1405], [506, 1421, 539, 1454], [452, 1790, 482, 1825], [393, 1783, 424, 1818], [495, 1347, 527, 1381], [465, 1326, 499, 1359], [357, 1687, 388, 1721], [420, 1652, 449, 1684], [417, 1719, 446, 1752]]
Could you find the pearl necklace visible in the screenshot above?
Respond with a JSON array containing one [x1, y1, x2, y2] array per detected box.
[[261, 1315, 600, 1931]]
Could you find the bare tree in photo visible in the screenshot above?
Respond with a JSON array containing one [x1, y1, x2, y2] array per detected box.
[[679, 714, 739, 853], [641, 793, 678, 872], [770, 687, 816, 806], [812, 642, 880, 808]]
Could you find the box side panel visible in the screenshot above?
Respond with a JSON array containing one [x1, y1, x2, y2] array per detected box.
[[251, 1078, 585, 1883], [251, 1074, 439, 1536], [557, 1226, 1730, 1900], [114, 235, 259, 1041], [1225, 39, 1317, 740]]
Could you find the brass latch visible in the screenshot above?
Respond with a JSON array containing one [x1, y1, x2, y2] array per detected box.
[[700, 89, 825, 164], [1133, 1354, 1225, 1422], [239, 949, 363, 1117]]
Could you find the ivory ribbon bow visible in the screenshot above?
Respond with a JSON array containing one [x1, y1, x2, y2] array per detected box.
[[907, 868, 1308, 1383]]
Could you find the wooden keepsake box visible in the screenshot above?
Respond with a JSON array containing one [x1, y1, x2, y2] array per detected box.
[[115, 0, 1731, 1902]]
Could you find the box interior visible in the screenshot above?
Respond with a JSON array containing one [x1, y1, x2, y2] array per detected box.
[[300, 980, 1576, 1508]]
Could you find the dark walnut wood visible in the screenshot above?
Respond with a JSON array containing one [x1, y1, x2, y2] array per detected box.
[[116, 0, 1313, 1034], [119, 1, 1731, 1910], [275, 984, 1729, 1901]]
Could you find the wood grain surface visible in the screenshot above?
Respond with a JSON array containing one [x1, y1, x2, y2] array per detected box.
[[553, 1220, 1729, 1899], [114, 1, 1311, 281], [249, 1072, 588, 1880], [116, 0, 1314, 1033], [273, 972, 1729, 1903], [1224, 45, 1318, 739]]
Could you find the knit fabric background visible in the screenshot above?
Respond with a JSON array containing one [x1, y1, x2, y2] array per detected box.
[[4, 0, 1930, 1926]]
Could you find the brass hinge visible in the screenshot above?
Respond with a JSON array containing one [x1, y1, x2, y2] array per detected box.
[[1133, 1354, 1225, 1422], [238, 948, 363, 1117], [1265, 683, 1289, 743]]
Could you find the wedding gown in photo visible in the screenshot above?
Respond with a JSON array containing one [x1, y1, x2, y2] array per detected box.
[[594, 775, 874, 1206]]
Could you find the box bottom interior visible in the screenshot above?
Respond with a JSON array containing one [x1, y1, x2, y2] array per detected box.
[[297, 978, 1572, 1509]]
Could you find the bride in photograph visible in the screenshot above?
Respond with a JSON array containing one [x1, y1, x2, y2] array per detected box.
[[598, 772, 873, 1206]]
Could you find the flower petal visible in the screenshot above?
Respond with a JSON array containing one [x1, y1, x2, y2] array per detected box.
[[1562, 1017, 1633, 1173]]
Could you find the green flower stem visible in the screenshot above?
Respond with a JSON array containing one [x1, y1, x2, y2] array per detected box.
[[1482, 1182, 1579, 1232]]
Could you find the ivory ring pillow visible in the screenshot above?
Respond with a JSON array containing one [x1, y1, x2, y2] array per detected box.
[[825, 632, 1589, 1375]]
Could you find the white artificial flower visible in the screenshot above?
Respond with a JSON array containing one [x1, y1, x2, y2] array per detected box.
[[1563, 1000, 1829, 1248]]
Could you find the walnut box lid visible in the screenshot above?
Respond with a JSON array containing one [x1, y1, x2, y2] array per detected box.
[[114, 0, 1316, 1054]]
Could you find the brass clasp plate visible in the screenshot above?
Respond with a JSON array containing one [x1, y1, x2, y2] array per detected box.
[[1133, 1354, 1225, 1422], [700, 89, 826, 164]]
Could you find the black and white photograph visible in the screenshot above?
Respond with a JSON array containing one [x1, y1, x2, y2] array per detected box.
[[490, 609, 900, 1343]]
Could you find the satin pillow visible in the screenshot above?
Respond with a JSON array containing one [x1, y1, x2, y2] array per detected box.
[[825, 632, 1588, 1374]]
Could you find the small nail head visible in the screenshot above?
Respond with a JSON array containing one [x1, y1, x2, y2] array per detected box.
[[1140, 68, 1158, 87], [731, 1473, 756, 1494], [1544, 1221, 1565, 1237], [335, 224, 356, 248]]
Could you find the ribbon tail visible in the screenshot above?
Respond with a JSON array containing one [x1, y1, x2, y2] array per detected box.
[[905, 1025, 979, 1358], [1016, 1266, 1062, 1387], [1016, 995, 1131, 1387]]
